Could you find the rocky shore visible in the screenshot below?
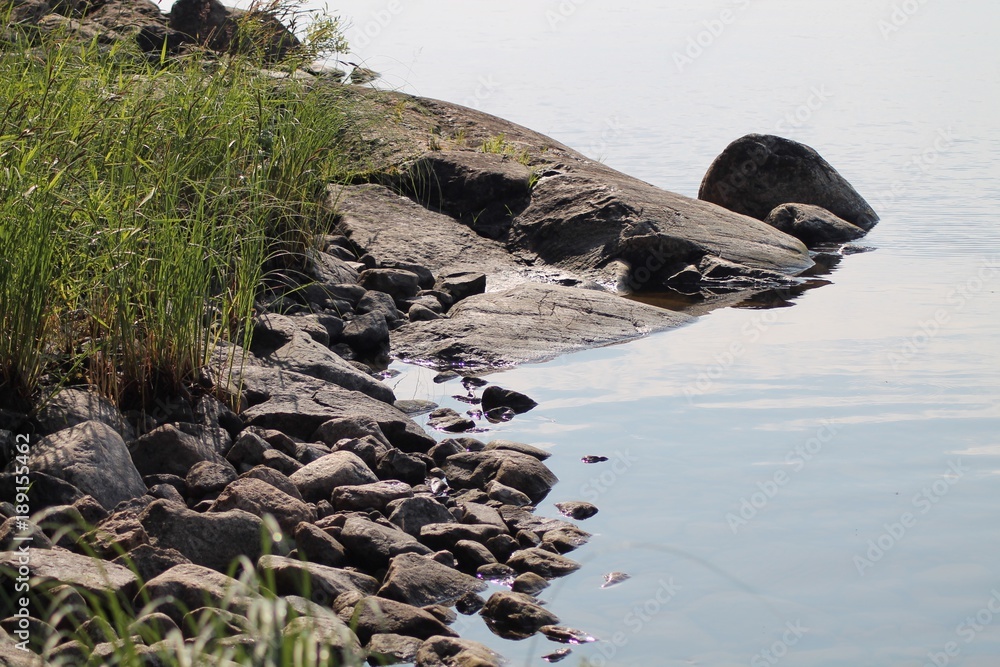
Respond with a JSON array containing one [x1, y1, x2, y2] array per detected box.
[[1, 1, 878, 664]]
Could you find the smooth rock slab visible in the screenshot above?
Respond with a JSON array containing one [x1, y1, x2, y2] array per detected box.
[[393, 282, 692, 371], [367, 633, 423, 665], [377, 552, 487, 607], [0, 548, 138, 600], [28, 420, 145, 510], [331, 480, 413, 512], [138, 499, 263, 572], [283, 615, 363, 663]]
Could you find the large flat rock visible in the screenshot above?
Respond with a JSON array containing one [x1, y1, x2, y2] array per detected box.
[[391, 282, 692, 370]]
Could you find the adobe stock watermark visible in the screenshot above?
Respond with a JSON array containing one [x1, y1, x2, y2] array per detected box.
[[726, 421, 842, 534], [853, 459, 967, 576], [581, 577, 681, 667], [9, 433, 33, 652], [684, 305, 783, 403], [461, 74, 500, 111], [888, 257, 999, 370], [587, 116, 625, 162], [580, 450, 639, 504], [347, 0, 403, 50], [871, 127, 957, 214], [545, 0, 589, 31], [674, 0, 754, 73], [924, 588, 1000, 667], [774, 85, 833, 135], [750, 620, 809, 667], [878, 0, 933, 40]]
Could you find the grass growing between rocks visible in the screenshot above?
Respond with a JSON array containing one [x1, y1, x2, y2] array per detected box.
[[6, 517, 372, 666], [0, 25, 353, 411]]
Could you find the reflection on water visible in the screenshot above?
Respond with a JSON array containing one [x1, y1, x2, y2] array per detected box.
[[337, 0, 1000, 665]]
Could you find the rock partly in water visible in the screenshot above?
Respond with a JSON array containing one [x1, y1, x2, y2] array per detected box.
[[392, 282, 692, 371], [763, 203, 868, 248], [480, 591, 559, 640], [699, 134, 878, 230], [554, 501, 599, 521], [378, 552, 487, 607], [480, 386, 537, 414], [507, 547, 581, 579], [414, 636, 503, 667]]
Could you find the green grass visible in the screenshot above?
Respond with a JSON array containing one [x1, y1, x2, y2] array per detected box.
[[0, 20, 353, 411], [4, 515, 374, 666]]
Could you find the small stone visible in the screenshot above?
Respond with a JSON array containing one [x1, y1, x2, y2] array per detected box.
[[507, 547, 581, 579], [602, 571, 631, 588], [480, 591, 559, 640], [485, 407, 515, 423], [554, 501, 599, 521], [427, 408, 475, 433], [543, 648, 573, 663], [481, 386, 538, 414], [512, 572, 550, 596], [539, 625, 597, 644], [581, 455, 608, 464], [393, 399, 438, 416], [455, 591, 485, 615]]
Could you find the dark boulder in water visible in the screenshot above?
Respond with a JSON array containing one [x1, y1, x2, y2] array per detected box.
[[699, 134, 878, 230]]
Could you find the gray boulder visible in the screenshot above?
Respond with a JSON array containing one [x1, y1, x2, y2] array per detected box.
[[36, 388, 133, 439], [128, 423, 229, 479], [340, 311, 391, 354], [338, 517, 432, 570], [764, 202, 868, 247], [358, 269, 421, 300], [240, 381, 434, 452], [0, 548, 137, 600], [211, 477, 316, 531], [507, 547, 581, 579], [282, 615, 363, 664], [137, 563, 256, 625], [339, 596, 457, 644], [699, 134, 879, 230], [367, 633, 423, 665], [378, 552, 487, 607], [185, 460, 239, 500], [289, 452, 378, 502], [257, 554, 378, 606], [331, 480, 413, 512], [112, 544, 191, 584], [138, 499, 263, 572], [414, 636, 503, 667], [28, 420, 145, 510], [481, 590, 559, 640], [442, 449, 558, 502], [387, 496, 455, 537], [293, 522, 347, 567], [254, 323, 394, 403]]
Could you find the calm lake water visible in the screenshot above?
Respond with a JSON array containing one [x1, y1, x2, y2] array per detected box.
[[186, 0, 1000, 664]]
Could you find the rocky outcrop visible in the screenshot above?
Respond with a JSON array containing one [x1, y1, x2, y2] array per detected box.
[[699, 134, 879, 230], [392, 282, 692, 371]]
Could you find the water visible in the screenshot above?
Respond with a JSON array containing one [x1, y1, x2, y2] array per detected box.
[[216, 0, 1000, 663]]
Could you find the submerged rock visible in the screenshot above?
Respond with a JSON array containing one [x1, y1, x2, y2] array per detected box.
[[699, 134, 878, 230]]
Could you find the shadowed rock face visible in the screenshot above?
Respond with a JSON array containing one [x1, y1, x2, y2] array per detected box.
[[699, 133, 879, 230]]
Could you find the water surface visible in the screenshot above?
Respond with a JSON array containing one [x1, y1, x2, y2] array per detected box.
[[257, 0, 1000, 664]]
